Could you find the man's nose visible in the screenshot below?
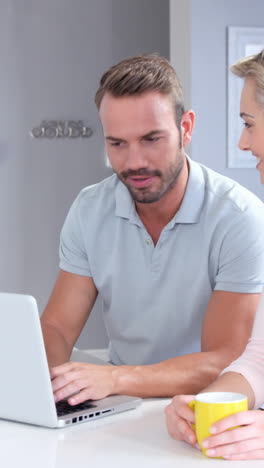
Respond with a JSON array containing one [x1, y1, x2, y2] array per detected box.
[[125, 145, 148, 169], [238, 128, 250, 151]]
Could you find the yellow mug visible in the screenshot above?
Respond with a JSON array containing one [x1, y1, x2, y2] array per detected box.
[[189, 392, 248, 457]]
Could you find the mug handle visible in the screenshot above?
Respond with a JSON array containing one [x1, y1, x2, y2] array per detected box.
[[188, 400, 196, 431]]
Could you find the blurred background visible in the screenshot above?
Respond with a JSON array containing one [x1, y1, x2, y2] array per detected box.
[[1, 0, 263, 348]]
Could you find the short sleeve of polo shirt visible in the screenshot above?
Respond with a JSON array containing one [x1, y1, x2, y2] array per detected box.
[[214, 206, 264, 293], [59, 191, 91, 277]]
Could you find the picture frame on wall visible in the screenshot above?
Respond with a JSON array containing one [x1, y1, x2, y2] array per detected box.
[[227, 26, 264, 168]]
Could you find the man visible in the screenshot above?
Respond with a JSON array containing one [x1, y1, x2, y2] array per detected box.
[[41, 54, 264, 406]]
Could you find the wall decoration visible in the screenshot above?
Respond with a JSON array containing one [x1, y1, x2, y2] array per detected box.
[[227, 26, 264, 168], [30, 120, 93, 139]]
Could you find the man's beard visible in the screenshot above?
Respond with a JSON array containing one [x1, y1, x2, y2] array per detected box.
[[116, 149, 185, 204]]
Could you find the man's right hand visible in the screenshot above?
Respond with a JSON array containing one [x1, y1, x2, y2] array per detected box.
[[165, 395, 198, 447]]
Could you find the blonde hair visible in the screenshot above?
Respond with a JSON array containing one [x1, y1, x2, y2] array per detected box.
[[231, 49, 264, 106], [95, 54, 185, 130]]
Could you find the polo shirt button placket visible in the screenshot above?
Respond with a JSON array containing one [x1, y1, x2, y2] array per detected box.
[[145, 237, 155, 270]]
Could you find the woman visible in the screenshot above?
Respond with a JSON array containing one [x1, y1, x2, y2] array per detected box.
[[165, 49, 264, 461]]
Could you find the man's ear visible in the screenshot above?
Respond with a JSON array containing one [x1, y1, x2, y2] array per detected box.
[[181, 110, 195, 148]]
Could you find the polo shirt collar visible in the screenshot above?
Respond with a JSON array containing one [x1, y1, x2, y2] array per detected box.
[[115, 178, 142, 225], [114, 155, 205, 226], [169, 155, 205, 226]]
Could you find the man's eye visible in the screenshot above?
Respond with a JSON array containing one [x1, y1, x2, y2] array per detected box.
[[110, 141, 122, 146], [145, 137, 160, 142]]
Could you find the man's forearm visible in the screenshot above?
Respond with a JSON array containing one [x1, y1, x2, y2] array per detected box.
[[112, 351, 229, 398], [41, 322, 73, 367]]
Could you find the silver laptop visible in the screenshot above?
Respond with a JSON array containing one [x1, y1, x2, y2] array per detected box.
[[0, 293, 141, 428]]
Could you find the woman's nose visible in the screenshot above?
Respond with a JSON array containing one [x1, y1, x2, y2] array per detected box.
[[238, 128, 250, 151]]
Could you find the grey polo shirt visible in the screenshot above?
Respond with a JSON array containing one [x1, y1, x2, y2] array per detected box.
[[59, 157, 264, 365]]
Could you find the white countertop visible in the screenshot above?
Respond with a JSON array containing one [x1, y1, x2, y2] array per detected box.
[[1, 398, 263, 468]]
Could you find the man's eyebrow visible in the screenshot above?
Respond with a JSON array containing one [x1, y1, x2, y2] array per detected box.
[[105, 130, 164, 142], [105, 136, 126, 142], [142, 130, 164, 138], [240, 112, 255, 119]]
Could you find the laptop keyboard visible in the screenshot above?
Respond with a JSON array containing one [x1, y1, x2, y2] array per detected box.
[[56, 399, 96, 417]]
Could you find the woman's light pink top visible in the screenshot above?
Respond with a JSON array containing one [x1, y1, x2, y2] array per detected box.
[[222, 294, 264, 409]]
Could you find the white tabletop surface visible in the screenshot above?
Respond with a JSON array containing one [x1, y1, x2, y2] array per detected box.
[[1, 398, 263, 468]]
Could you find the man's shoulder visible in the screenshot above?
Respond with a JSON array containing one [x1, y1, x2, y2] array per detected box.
[[198, 162, 263, 214], [79, 174, 118, 199], [68, 174, 120, 224], [78, 174, 118, 202]]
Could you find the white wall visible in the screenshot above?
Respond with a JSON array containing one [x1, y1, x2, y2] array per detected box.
[[170, 0, 264, 201], [170, 0, 191, 109], [1, 0, 169, 347]]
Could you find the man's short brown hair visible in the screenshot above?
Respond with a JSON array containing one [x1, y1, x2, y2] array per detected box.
[[95, 54, 185, 129]]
